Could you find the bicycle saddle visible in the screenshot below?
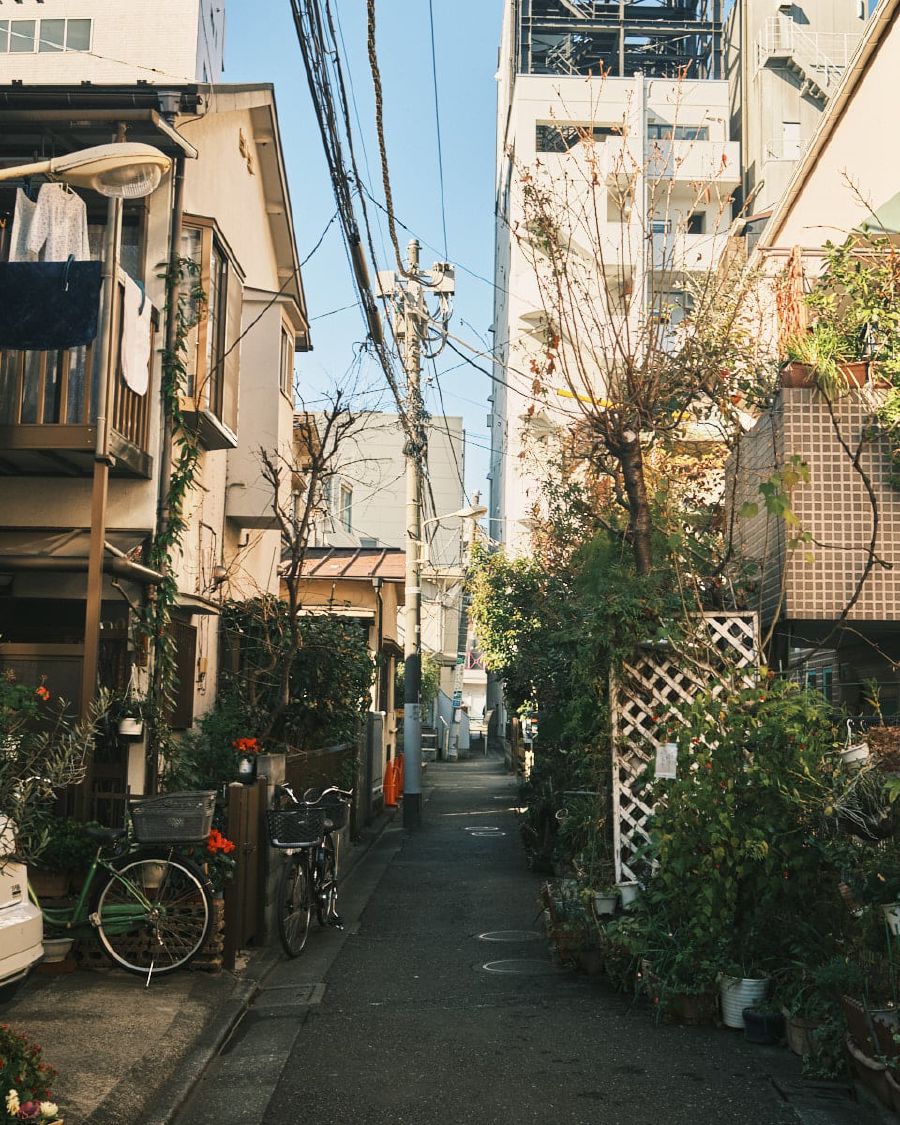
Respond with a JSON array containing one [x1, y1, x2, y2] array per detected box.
[[84, 826, 128, 844]]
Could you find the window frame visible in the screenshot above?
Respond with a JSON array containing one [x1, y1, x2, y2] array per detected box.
[[280, 324, 295, 403], [339, 484, 353, 533], [1, 18, 92, 54], [647, 123, 710, 143], [179, 215, 244, 429]]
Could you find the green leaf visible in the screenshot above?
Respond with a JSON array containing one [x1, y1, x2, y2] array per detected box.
[[739, 502, 759, 519]]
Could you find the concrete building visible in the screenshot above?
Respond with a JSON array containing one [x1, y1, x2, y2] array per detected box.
[[490, 1, 738, 555], [0, 80, 310, 817], [0, 0, 225, 84], [725, 0, 866, 215], [318, 411, 467, 696], [730, 0, 900, 709]]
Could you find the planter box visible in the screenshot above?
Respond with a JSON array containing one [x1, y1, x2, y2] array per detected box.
[[841, 994, 876, 1053], [780, 360, 871, 389], [846, 1035, 892, 1110]]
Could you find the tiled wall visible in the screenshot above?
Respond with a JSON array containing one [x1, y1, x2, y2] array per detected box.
[[732, 386, 900, 624]]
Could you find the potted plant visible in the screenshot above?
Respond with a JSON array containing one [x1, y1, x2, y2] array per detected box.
[[719, 970, 772, 1030], [27, 817, 103, 898], [782, 323, 869, 396], [742, 1006, 785, 1045], [0, 1026, 58, 1114], [115, 670, 146, 738], [184, 827, 237, 899], [590, 886, 619, 916]]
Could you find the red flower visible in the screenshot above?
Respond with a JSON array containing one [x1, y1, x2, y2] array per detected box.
[[34, 685, 50, 702], [232, 737, 259, 754], [207, 829, 236, 855]]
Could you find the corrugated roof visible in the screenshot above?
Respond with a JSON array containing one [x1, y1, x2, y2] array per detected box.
[[299, 547, 406, 581]]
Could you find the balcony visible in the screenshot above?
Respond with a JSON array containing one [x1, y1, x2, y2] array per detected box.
[[757, 16, 859, 104], [0, 276, 155, 478], [646, 140, 740, 185], [652, 230, 728, 274]]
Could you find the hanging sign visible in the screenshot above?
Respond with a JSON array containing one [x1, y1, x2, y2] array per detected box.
[[655, 742, 678, 780]]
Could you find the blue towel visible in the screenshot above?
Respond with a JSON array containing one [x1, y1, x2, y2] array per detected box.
[[0, 259, 102, 350]]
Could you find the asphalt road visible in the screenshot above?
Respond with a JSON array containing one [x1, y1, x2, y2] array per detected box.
[[175, 753, 881, 1125]]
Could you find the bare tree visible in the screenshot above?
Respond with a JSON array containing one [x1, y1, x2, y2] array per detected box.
[[511, 87, 774, 575]]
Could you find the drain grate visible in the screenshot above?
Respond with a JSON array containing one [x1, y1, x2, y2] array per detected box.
[[480, 959, 563, 975], [476, 930, 542, 943]]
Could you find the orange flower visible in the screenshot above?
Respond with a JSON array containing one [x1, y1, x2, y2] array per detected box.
[[207, 829, 236, 855], [232, 737, 259, 754], [34, 685, 51, 702]]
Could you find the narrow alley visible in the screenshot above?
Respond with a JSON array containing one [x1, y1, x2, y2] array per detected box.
[[170, 756, 850, 1125]]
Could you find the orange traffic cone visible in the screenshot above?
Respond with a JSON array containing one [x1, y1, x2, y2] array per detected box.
[[384, 759, 397, 807]]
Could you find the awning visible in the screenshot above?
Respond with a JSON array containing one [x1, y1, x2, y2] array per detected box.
[[0, 529, 162, 585]]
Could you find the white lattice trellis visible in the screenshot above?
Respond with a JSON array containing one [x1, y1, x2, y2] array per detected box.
[[610, 613, 758, 883]]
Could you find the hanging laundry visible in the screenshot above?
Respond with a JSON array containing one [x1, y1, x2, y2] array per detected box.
[[121, 276, 153, 396], [25, 182, 90, 262], [0, 259, 102, 349], [7, 189, 38, 263]]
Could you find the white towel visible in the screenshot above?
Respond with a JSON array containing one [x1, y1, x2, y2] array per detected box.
[[122, 276, 153, 396]]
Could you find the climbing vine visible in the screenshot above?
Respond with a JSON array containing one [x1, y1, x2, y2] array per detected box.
[[142, 254, 204, 780]]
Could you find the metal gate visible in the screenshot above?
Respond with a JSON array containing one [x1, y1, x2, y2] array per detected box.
[[610, 613, 758, 883]]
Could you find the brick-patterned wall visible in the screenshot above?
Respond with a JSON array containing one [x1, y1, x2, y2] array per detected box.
[[732, 386, 900, 624]]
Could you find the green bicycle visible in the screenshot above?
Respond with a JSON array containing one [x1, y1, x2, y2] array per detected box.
[[32, 792, 215, 983]]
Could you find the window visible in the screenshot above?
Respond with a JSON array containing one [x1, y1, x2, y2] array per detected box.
[[340, 485, 353, 533], [280, 326, 295, 400], [822, 667, 834, 701], [167, 619, 197, 730], [651, 219, 671, 235], [360, 537, 379, 548], [687, 211, 706, 235], [536, 123, 618, 153], [9, 20, 35, 52], [647, 123, 709, 142], [39, 20, 64, 52], [179, 216, 243, 443], [806, 670, 818, 692], [0, 18, 91, 53]]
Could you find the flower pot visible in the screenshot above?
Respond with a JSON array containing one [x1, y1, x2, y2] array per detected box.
[[780, 360, 871, 390], [236, 753, 257, 784], [42, 936, 74, 963], [841, 994, 876, 1052], [118, 716, 144, 738], [846, 1035, 892, 1109], [616, 881, 641, 910], [882, 904, 900, 936], [840, 743, 869, 765], [592, 891, 618, 916], [783, 1011, 822, 1057], [743, 1007, 785, 1045], [720, 976, 770, 1030]]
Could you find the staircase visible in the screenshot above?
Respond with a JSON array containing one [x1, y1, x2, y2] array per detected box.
[[758, 16, 859, 104]]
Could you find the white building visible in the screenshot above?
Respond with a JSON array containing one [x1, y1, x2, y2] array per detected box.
[[489, 0, 738, 555], [0, 0, 225, 84], [319, 411, 468, 694], [725, 0, 867, 215]]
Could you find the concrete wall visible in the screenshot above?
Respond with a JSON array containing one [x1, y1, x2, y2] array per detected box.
[[726, 0, 867, 213], [0, 0, 223, 84]]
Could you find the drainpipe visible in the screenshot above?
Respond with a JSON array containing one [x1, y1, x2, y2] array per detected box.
[[146, 154, 186, 795]]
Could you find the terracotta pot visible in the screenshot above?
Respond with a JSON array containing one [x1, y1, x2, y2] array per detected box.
[[841, 994, 876, 1053], [846, 1035, 892, 1109], [783, 1011, 822, 1057], [30, 871, 70, 899], [780, 360, 871, 389]]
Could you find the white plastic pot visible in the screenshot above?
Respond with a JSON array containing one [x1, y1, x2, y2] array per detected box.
[[720, 976, 770, 1029], [617, 881, 641, 910], [42, 936, 74, 963], [593, 892, 618, 916], [841, 743, 870, 765], [118, 717, 144, 738], [882, 903, 900, 936]]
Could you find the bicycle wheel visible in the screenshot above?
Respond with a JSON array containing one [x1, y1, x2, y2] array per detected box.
[[316, 836, 338, 927], [95, 853, 213, 977], [277, 852, 311, 957]]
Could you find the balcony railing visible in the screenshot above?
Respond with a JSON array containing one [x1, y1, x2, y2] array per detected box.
[[0, 275, 155, 477]]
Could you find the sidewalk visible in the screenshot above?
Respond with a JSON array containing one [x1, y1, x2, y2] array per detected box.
[[0, 804, 397, 1125]]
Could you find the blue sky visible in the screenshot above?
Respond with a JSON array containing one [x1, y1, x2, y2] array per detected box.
[[226, 1, 502, 499]]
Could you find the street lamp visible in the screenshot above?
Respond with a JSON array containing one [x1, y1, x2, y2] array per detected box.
[[0, 141, 172, 714]]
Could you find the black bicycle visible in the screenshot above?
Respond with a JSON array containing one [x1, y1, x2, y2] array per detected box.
[[266, 784, 352, 958]]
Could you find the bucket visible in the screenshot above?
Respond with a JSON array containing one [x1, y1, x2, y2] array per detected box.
[[720, 976, 770, 1029]]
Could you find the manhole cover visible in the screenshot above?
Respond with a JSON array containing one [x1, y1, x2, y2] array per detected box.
[[471, 830, 506, 837], [480, 959, 562, 975], [477, 930, 542, 943], [463, 826, 502, 832]]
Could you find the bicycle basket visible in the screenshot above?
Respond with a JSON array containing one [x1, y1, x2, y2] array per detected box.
[[130, 791, 216, 844], [320, 795, 350, 831], [266, 806, 327, 849]]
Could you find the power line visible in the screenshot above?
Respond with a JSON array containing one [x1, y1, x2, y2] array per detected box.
[[426, 0, 449, 259], [300, 209, 339, 266]]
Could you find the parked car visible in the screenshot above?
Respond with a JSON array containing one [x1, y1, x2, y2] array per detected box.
[[0, 818, 44, 1001]]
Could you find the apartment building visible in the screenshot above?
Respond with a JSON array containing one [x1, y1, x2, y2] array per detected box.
[[489, 0, 737, 555], [0, 0, 225, 84], [0, 72, 310, 815], [318, 410, 467, 696], [726, 0, 866, 214], [731, 0, 900, 709]]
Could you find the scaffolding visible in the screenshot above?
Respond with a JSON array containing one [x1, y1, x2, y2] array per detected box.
[[515, 0, 723, 81]]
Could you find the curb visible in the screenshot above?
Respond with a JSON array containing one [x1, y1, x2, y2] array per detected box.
[[141, 804, 400, 1124]]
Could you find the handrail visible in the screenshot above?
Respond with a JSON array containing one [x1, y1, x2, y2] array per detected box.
[[758, 16, 860, 96]]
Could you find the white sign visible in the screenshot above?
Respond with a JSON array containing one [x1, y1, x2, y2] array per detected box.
[[655, 742, 678, 780]]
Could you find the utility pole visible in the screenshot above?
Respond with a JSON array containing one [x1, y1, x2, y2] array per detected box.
[[402, 238, 424, 829], [378, 241, 455, 830]]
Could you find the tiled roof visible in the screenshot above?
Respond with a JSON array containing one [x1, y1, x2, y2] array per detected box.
[[299, 547, 406, 581]]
